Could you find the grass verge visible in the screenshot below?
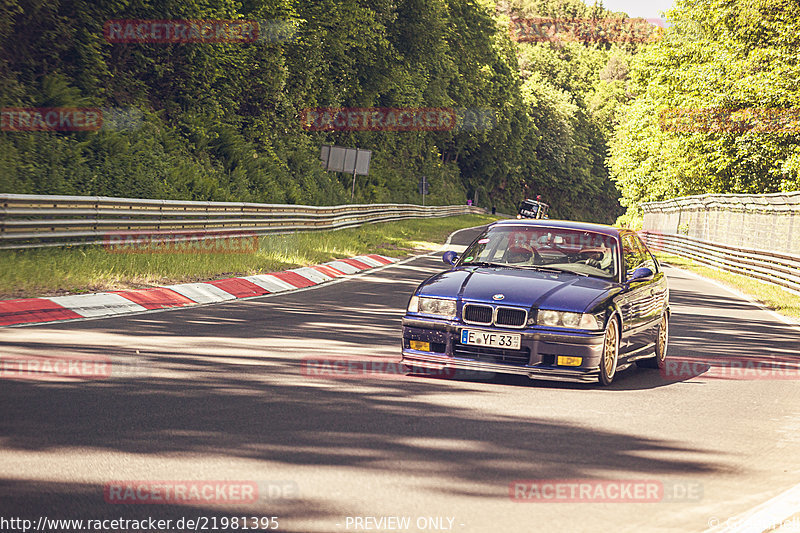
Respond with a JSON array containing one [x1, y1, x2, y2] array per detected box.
[[0, 214, 499, 300], [656, 253, 800, 322]]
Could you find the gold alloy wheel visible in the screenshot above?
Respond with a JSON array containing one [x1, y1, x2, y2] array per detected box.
[[600, 318, 618, 385], [656, 313, 669, 366]]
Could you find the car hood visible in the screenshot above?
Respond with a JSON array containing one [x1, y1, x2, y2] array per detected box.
[[417, 267, 618, 313]]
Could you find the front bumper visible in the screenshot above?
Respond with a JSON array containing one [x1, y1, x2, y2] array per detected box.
[[401, 316, 605, 383]]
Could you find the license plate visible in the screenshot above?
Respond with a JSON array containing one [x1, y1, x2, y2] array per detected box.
[[460, 329, 521, 350]]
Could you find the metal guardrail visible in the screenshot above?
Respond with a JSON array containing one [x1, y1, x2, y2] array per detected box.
[[0, 194, 485, 249], [642, 231, 800, 294]]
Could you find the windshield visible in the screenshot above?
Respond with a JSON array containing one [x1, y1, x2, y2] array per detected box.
[[459, 225, 619, 280]]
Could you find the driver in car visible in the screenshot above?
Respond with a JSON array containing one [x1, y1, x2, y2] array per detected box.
[[580, 247, 613, 272], [506, 242, 535, 263]]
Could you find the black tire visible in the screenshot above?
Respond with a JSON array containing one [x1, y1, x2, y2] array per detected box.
[[599, 318, 619, 386], [636, 312, 669, 369]]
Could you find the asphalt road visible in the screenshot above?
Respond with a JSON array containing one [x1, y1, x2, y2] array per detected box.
[[1, 226, 800, 533]]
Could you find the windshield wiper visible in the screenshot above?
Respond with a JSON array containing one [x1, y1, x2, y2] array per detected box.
[[460, 261, 510, 268], [532, 265, 589, 276], [461, 261, 590, 277], [509, 264, 566, 273], [502, 264, 589, 276]]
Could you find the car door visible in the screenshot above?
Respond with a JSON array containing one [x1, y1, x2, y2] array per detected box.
[[634, 233, 668, 341], [617, 231, 655, 353]]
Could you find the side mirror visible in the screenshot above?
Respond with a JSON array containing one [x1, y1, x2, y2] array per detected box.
[[442, 251, 459, 266], [628, 267, 654, 283]]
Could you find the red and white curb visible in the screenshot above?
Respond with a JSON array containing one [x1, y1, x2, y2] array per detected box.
[[0, 254, 396, 327]]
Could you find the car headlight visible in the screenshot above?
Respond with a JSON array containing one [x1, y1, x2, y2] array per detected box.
[[408, 296, 457, 318], [536, 310, 601, 330]]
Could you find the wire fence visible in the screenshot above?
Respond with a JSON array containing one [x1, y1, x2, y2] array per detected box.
[[641, 192, 800, 293]]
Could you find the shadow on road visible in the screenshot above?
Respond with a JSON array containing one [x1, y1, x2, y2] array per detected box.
[[3, 256, 795, 522]]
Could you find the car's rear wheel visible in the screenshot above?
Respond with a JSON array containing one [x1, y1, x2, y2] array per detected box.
[[636, 312, 669, 369], [599, 318, 619, 386]]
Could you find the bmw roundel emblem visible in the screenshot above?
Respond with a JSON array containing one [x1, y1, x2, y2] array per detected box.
[[492, 293, 505, 301]]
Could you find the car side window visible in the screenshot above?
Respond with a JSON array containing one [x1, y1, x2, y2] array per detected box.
[[621, 233, 647, 276], [634, 234, 658, 272]]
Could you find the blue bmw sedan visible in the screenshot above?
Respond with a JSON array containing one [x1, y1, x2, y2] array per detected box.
[[401, 219, 669, 385]]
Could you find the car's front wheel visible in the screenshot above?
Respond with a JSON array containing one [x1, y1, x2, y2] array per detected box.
[[599, 318, 619, 386], [636, 312, 669, 369]]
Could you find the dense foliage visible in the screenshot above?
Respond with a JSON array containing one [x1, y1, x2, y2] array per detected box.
[[609, 0, 800, 218], [0, 0, 654, 222]]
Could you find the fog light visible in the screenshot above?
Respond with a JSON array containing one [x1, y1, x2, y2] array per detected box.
[[410, 340, 431, 351], [557, 356, 582, 366]]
